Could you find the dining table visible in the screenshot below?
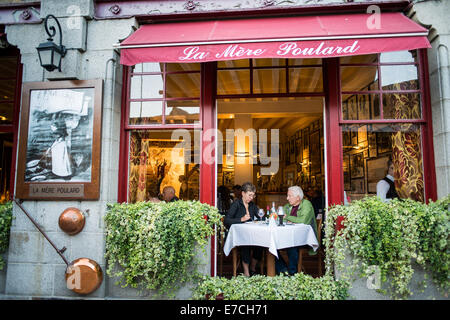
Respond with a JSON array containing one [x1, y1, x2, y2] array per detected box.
[[223, 220, 319, 276]]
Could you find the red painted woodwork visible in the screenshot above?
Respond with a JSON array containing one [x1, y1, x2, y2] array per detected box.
[[323, 58, 345, 230], [119, 13, 430, 65], [419, 49, 437, 202], [199, 62, 217, 276], [10, 61, 22, 197], [118, 66, 130, 203]]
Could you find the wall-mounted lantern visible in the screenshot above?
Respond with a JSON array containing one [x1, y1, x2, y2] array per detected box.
[[36, 14, 66, 72]]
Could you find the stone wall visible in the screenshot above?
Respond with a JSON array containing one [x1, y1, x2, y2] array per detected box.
[[412, 0, 450, 199], [3, 0, 136, 299]]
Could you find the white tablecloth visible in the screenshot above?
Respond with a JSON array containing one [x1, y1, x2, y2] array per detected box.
[[223, 221, 319, 258]]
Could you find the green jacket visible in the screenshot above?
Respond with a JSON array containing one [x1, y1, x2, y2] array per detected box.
[[283, 199, 318, 255]]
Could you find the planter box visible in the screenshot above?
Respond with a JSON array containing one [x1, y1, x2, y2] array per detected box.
[[0, 252, 7, 294], [105, 240, 211, 299], [335, 251, 448, 300]]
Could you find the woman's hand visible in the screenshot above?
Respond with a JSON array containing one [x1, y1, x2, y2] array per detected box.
[[241, 212, 250, 222]]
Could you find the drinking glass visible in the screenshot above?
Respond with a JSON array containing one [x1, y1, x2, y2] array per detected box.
[[277, 206, 285, 226], [258, 208, 265, 221]]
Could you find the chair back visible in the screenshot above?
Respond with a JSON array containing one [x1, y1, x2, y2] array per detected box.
[[316, 217, 323, 245]]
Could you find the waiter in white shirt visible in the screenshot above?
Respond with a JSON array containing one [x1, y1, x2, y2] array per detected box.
[[376, 160, 399, 202]]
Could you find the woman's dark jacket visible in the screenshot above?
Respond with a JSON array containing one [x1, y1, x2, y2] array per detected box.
[[224, 199, 259, 228]]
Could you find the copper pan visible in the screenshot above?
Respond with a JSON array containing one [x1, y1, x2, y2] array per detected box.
[[65, 258, 103, 295], [59, 207, 85, 235]]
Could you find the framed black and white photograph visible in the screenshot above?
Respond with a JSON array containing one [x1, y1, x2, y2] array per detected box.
[[350, 152, 364, 178], [351, 178, 365, 194], [16, 80, 103, 200]]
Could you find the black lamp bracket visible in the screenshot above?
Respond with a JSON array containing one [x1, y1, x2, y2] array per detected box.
[[44, 14, 67, 57]]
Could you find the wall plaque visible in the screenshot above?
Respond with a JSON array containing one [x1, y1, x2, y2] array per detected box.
[[29, 184, 84, 198]]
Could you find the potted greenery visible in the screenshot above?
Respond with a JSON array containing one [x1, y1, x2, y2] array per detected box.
[[104, 200, 223, 298], [193, 273, 349, 300], [324, 196, 449, 300]]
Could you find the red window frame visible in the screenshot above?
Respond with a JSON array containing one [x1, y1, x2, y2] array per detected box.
[[118, 62, 217, 275], [216, 58, 324, 98], [0, 45, 22, 198], [329, 49, 437, 205]]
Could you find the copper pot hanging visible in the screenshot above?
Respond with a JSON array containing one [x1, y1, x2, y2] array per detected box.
[[58, 207, 85, 235], [65, 258, 103, 295]]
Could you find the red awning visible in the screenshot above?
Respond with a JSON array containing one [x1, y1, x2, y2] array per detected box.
[[117, 13, 431, 65]]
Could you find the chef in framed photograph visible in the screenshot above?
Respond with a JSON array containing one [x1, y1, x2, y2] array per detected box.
[[25, 88, 94, 182], [16, 79, 103, 200]]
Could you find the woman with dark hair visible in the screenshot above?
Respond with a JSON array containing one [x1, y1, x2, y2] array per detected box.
[[224, 182, 262, 276], [217, 185, 231, 215]]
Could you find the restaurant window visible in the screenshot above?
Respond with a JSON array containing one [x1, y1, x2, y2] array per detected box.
[[217, 58, 323, 96], [216, 57, 325, 214], [0, 45, 20, 202], [125, 63, 202, 203], [129, 63, 200, 126], [340, 51, 425, 203], [127, 130, 200, 203]]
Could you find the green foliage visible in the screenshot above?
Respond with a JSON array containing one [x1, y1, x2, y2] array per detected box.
[[104, 200, 223, 297], [192, 273, 349, 300], [0, 201, 13, 271], [324, 195, 450, 299]]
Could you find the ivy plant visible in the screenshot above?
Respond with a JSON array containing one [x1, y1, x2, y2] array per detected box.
[[324, 195, 449, 299], [104, 200, 223, 297], [192, 273, 349, 300], [0, 201, 13, 271]]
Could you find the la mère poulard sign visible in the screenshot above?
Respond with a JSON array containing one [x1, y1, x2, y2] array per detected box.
[[16, 79, 103, 200]]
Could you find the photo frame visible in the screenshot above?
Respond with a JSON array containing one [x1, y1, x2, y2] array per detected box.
[[341, 100, 348, 120], [348, 95, 358, 120], [367, 155, 390, 193], [16, 79, 103, 200], [358, 94, 370, 120], [343, 154, 350, 190], [296, 134, 302, 163], [310, 131, 321, 174], [377, 132, 391, 154], [351, 178, 365, 194], [358, 125, 367, 144], [368, 131, 377, 158], [370, 93, 381, 119], [350, 152, 364, 178], [342, 130, 351, 148], [302, 127, 310, 160]]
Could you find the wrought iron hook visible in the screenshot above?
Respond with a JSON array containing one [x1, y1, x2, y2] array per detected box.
[[43, 14, 66, 57]]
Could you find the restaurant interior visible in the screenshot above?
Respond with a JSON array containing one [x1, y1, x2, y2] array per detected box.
[[124, 52, 423, 277]]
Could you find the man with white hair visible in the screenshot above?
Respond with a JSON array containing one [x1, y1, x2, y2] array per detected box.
[[275, 185, 318, 275], [162, 186, 179, 202]]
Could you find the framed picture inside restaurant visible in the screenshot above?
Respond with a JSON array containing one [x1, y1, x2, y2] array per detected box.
[[377, 131, 391, 154], [348, 95, 357, 120], [350, 152, 364, 178], [343, 154, 350, 190], [351, 178, 365, 194], [368, 131, 377, 158], [310, 131, 321, 174], [358, 94, 370, 120], [15, 79, 103, 200], [367, 155, 390, 193], [302, 127, 309, 160], [358, 125, 368, 145]]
